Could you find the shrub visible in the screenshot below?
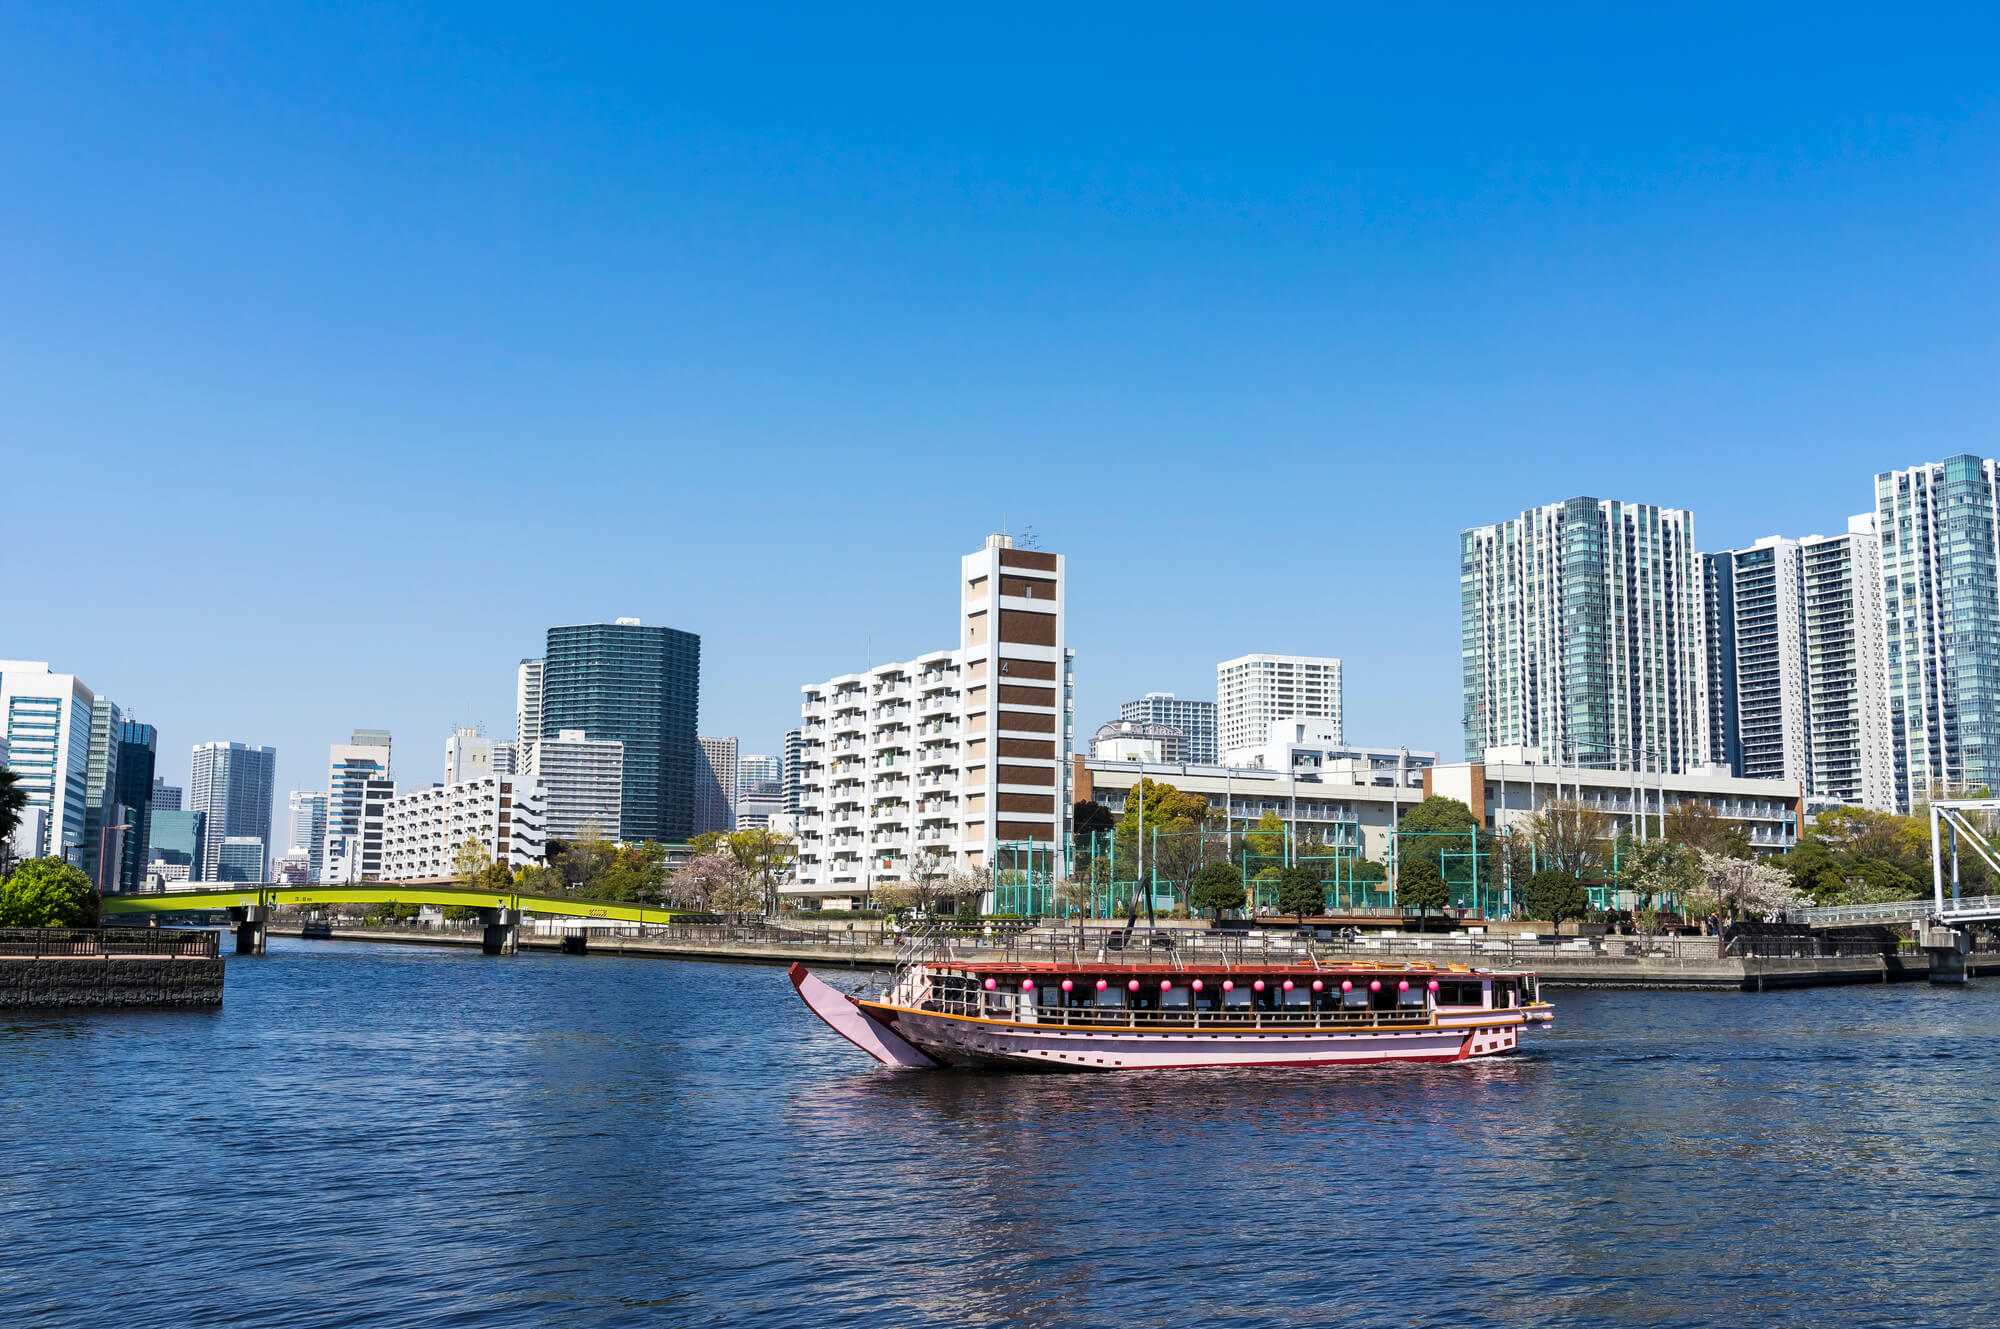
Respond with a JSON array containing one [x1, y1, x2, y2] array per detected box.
[[0, 858, 95, 928]]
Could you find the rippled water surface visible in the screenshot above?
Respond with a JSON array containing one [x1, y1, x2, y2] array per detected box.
[[4, 939, 2000, 1327]]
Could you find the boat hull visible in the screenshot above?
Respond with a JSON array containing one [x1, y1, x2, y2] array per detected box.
[[876, 1005, 1524, 1071]]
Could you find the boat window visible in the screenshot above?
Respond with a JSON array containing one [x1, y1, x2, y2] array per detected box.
[[1162, 988, 1190, 1008], [1223, 989, 1253, 1008], [1397, 985, 1425, 1006], [1284, 987, 1311, 1007], [1094, 987, 1126, 1008], [1342, 988, 1368, 1008], [1436, 981, 1482, 1006]]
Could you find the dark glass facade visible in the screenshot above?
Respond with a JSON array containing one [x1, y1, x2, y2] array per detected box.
[[542, 622, 700, 843], [115, 720, 158, 892]]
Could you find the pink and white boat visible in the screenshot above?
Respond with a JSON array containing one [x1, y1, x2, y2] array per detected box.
[[791, 951, 1554, 1072]]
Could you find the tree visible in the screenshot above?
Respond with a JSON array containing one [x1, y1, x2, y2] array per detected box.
[[0, 858, 95, 928], [1276, 866, 1322, 924], [1699, 852, 1806, 921], [1188, 862, 1245, 919], [1397, 796, 1481, 869], [665, 854, 749, 915], [0, 769, 27, 866], [1112, 779, 1210, 927], [1243, 810, 1288, 864], [717, 827, 797, 917], [1523, 869, 1588, 925], [1526, 799, 1611, 879], [451, 837, 492, 887], [1398, 857, 1450, 918], [1613, 837, 1701, 929], [1664, 802, 1752, 857]]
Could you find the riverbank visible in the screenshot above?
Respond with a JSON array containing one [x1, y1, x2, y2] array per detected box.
[[0, 928, 224, 1009], [273, 924, 2000, 989]]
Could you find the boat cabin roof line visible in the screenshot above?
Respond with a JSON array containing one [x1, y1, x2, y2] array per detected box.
[[923, 962, 1531, 978]]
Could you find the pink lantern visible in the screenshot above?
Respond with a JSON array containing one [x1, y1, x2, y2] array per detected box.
[[1061, 979, 1074, 992], [1160, 980, 1172, 992], [1398, 980, 1410, 992], [984, 978, 997, 991], [1311, 980, 1324, 992], [1252, 980, 1265, 992], [1222, 980, 1234, 992], [1340, 980, 1352, 992], [1282, 980, 1294, 992], [1095, 979, 1108, 991], [1022, 979, 1036, 992], [1191, 979, 1204, 991], [1127, 979, 1140, 992], [1427, 979, 1440, 993], [1369, 980, 1381, 992]]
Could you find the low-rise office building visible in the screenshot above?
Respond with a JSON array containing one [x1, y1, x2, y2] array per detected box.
[[1221, 720, 1437, 789], [1429, 756, 1802, 854]]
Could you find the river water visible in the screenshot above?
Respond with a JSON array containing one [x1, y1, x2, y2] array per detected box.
[[2, 939, 1998, 1327]]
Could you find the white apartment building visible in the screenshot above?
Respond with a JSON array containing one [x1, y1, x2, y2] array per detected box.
[[381, 774, 547, 880], [1461, 497, 1707, 773], [791, 535, 1073, 907], [444, 728, 495, 785], [324, 732, 392, 880], [1217, 655, 1342, 756], [516, 659, 544, 766], [1223, 719, 1436, 789], [531, 729, 624, 840], [1117, 693, 1218, 764], [1705, 518, 1893, 811], [321, 775, 394, 882], [0, 661, 96, 861]]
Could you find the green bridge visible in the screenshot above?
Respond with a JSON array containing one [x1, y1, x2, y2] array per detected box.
[[103, 883, 678, 954]]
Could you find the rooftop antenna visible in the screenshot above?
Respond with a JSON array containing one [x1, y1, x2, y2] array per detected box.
[[1019, 524, 1040, 551]]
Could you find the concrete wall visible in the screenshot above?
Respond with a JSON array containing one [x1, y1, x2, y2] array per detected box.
[[0, 957, 224, 1008]]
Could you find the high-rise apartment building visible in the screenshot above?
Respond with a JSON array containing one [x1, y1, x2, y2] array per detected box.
[[152, 777, 182, 811], [530, 730, 625, 840], [516, 658, 544, 766], [113, 719, 157, 892], [1876, 455, 2000, 808], [783, 728, 803, 815], [288, 791, 329, 879], [188, 740, 277, 881], [1117, 693, 1218, 764], [491, 742, 518, 777], [1217, 656, 1342, 757], [382, 774, 547, 880], [696, 736, 738, 834], [1704, 519, 1894, 810], [541, 619, 700, 843], [0, 661, 95, 861], [1460, 498, 1707, 773], [792, 535, 1071, 902], [325, 732, 392, 881]]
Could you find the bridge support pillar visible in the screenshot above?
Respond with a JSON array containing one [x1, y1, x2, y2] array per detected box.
[[1920, 924, 1969, 984], [230, 905, 268, 956], [480, 908, 519, 957]]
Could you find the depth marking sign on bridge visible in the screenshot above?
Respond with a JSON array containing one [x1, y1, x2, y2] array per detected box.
[[101, 883, 677, 926]]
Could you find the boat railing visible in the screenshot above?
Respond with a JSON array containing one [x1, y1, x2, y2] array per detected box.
[[918, 995, 1436, 1031]]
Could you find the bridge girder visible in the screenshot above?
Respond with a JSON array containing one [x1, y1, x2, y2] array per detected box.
[[101, 884, 674, 926]]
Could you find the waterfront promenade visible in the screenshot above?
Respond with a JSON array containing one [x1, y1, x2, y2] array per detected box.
[[271, 918, 2000, 989]]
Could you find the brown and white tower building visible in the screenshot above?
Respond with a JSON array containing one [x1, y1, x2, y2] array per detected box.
[[958, 534, 1068, 871], [791, 534, 1073, 908]]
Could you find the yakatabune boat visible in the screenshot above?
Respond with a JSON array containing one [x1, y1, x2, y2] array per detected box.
[[791, 952, 1555, 1071]]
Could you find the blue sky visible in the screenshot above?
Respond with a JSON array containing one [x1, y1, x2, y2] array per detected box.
[[3, 4, 1997, 802]]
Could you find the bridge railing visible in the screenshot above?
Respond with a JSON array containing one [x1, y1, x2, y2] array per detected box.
[[0, 927, 220, 958]]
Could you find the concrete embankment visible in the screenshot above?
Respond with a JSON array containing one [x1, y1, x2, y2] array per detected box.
[[0, 956, 225, 1008], [279, 926, 2000, 989]]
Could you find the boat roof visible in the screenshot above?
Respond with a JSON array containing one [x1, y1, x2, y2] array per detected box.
[[924, 960, 1534, 978]]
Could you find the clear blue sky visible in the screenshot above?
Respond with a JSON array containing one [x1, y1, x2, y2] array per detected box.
[[4, 4, 1996, 804]]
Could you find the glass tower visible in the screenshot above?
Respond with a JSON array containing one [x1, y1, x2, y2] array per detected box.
[[1877, 455, 2000, 809], [542, 620, 700, 843]]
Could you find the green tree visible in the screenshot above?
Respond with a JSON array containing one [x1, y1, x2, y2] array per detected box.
[[0, 858, 95, 928], [1523, 869, 1588, 925], [0, 769, 27, 871], [719, 828, 798, 917], [1399, 857, 1450, 918], [1397, 796, 1483, 872], [451, 836, 492, 886], [1188, 862, 1246, 919], [1243, 810, 1288, 863], [1276, 866, 1322, 923]]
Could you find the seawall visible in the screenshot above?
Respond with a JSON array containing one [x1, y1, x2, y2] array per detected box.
[[0, 956, 225, 1008]]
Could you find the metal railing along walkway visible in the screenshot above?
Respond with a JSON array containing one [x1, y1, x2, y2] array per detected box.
[[0, 927, 220, 958]]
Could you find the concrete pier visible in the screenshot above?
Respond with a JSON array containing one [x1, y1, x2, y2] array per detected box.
[[1920, 924, 1971, 984], [480, 908, 519, 956], [230, 905, 268, 956]]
